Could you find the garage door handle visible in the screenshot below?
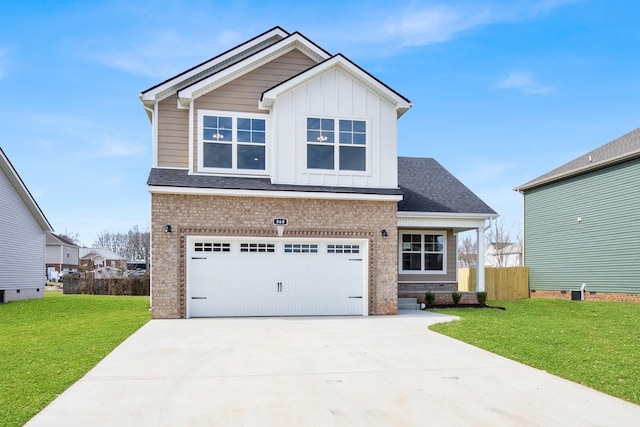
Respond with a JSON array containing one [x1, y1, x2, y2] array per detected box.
[[191, 257, 207, 260], [191, 297, 207, 300], [349, 258, 362, 261], [349, 296, 363, 299]]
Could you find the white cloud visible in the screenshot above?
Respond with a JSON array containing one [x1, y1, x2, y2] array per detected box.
[[348, 0, 580, 52], [385, 4, 493, 46], [93, 30, 242, 78], [25, 113, 145, 158], [100, 135, 146, 157], [495, 71, 553, 94]]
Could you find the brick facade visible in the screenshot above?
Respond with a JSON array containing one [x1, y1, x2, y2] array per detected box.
[[151, 193, 398, 318], [530, 289, 640, 303]]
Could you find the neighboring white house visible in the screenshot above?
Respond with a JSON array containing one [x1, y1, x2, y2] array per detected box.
[[484, 242, 523, 267], [46, 233, 80, 278], [79, 248, 126, 269], [0, 147, 53, 303]]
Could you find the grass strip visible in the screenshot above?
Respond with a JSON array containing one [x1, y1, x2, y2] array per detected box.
[[0, 291, 150, 427], [430, 299, 640, 404]]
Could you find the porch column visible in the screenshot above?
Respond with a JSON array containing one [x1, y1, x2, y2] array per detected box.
[[476, 227, 485, 292]]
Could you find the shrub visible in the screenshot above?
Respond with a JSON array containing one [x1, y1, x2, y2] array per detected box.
[[477, 291, 488, 305], [425, 291, 436, 307], [451, 291, 462, 305]]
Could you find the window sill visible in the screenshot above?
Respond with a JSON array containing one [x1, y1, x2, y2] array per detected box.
[[399, 270, 447, 275], [195, 168, 270, 178]]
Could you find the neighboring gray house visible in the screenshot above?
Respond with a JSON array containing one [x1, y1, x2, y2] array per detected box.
[[0, 147, 53, 303], [515, 128, 640, 301], [46, 233, 80, 275]]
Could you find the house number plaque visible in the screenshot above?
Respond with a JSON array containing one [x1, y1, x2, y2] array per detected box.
[[273, 218, 288, 226]]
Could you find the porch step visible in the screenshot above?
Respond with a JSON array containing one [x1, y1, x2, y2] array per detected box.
[[398, 297, 420, 311]]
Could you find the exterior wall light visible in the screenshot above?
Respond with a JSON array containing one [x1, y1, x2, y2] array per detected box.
[[381, 229, 388, 237], [164, 225, 172, 233]]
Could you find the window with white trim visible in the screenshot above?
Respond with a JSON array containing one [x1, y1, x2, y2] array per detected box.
[[400, 232, 446, 273], [199, 111, 267, 172], [306, 117, 366, 171]]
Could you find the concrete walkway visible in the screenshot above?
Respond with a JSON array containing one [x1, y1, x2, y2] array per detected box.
[[26, 313, 640, 426]]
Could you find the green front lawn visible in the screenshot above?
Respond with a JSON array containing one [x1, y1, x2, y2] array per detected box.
[[0, 291, 150, 427], [430, 299, 640, 404]]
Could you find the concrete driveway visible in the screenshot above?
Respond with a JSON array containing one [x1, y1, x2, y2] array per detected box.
[[26, 312, 640, 426]]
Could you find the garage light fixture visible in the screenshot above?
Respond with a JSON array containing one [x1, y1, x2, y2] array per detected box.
[[381, 229, 388, 237], [164, 225, 172, 233]]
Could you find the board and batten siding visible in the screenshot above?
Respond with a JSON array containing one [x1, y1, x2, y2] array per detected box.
[[192, 49, 318, 171], [524, 158, 640, 294], [0, 166, 46, 294], [271, 67, 398, 188]]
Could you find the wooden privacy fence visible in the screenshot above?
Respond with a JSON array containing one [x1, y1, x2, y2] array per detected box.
[[458, 267, 529, 300]]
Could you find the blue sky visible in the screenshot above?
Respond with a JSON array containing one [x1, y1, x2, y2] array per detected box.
[[1, 0, 639, 245]]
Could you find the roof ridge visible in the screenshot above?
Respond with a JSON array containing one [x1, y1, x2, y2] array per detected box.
[[516, 127, 640, 191]]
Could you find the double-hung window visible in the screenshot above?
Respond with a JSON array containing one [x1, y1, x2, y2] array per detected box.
[[200, 111, 267, 172], [307, 117, 366, 171], [400, 232, 446, 273]]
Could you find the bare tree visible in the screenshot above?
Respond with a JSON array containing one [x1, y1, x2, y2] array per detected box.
[[94, 229, 126, 256], [59, 230, 82, 246], [457, 234, 477, 268], [94, 226, 150, 266], [485, 218, 523, 267]]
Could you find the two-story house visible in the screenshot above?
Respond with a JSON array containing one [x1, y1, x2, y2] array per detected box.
[[46, 233, 80, 276], [140, 27, 496, 318]]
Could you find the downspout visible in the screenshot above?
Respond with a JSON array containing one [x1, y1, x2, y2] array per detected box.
[[142, 100, 155, 311]]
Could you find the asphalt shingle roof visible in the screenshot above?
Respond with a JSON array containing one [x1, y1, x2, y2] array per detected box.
[[516, 127, 640, 192], [147, 168, 403, 196], [397, 157, 496, 214], [148, 157, 496, 216]]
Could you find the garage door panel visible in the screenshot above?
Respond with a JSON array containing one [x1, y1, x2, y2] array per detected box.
[[187, 238, 366, 317]]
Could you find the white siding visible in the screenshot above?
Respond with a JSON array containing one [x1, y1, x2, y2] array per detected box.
[[271, 68, 399, 188], [0, 167, 46, 292]]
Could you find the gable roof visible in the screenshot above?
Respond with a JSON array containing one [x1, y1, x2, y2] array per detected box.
[[175, 31, 331, 109], [516, 127, 640, 192], [139, 27, 290, 109], [397, 157, 497, 215], [80, 247, 125, 261], [139, 28, 411, 119], [46, 233, 79, 247], [0, 147, 53, 232], [260, 54, 412, 118]]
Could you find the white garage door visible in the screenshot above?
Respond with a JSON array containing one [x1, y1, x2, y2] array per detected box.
[[187, 237, 367, 317]]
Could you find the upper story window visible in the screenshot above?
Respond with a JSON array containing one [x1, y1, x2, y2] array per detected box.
[[400, 231, 446, 273], [199, 111, 267, 173], [306, 117, 366, 172]]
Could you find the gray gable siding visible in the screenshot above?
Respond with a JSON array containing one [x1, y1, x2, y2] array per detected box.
[[0, 165, 46, 293], [524, 157, 640, 294]]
